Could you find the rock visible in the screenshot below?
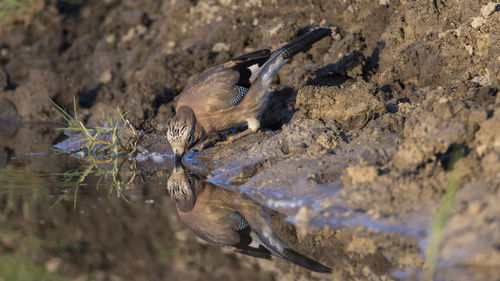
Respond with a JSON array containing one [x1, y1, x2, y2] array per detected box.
[[471, 74, 490, 86], [121, 27, 136, 42], [212, 42, 230, 52], [99, 70, 112, 84], [379, 0, 390, 7], [219, 0, 231, 6], [45, 257, 63, 273], [480, 2, 500, 17], [470, 17, 486, 29], [464, 44, 474, 55]]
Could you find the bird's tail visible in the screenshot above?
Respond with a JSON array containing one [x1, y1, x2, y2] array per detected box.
[[278, 27, 332, 60], [277, 248, 333, 273], [250, 28, 331, 84], [256, 227, 332, 273]]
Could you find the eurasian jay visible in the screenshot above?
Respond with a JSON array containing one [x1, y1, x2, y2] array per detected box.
[[167, 164, 332, 273], [166, 28, 331, 159]]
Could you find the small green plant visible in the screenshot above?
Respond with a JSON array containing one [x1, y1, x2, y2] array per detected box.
[[49, 151, 137, 211], [0, 229, 89, 281], [0, 253, 70, 281], [0, 0, 88, 27], [423, 144, 465, 280], [48, 98, 140, 207], [51, 97, 138, 156], [0, 165, 50, 219], [0, 0, 44, 27]]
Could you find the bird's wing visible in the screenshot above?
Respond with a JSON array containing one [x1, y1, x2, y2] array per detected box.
[[178, 28, 330, 113], [249, 28, 331, 83], [227, 210, 274, 259], [229, 219, 332, 273], [178, 49, 271, 113], [180, 205, 262, 248], [181, 208, 242, 247], [224, 209, 332, 273], [206, 28, 331, 112]]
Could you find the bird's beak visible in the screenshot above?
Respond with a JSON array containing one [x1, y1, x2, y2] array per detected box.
[[172, 159, 183, 170], [174, 153, 182, 163], [172, 146, 184, 163]]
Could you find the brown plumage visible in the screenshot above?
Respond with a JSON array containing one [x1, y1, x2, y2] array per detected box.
[[167, 165, 332, 273], [166, 28, 331, 158]]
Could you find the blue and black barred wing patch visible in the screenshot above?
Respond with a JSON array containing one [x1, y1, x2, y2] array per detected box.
[[229, 210, 249, 231], [228, 86, 249, 107]]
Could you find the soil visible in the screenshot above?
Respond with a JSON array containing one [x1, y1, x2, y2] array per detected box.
[[0, 0, 499, 280]]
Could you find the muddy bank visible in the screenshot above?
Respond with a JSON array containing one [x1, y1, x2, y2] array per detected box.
[[1, 0, 500, 280]]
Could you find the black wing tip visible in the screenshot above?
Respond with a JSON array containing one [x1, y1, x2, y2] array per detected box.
[[306, 27, 332, 37], [280, 27, 332, 59], [232, 246, 273, 260], [282, 248, 333, 273], [313, 265, 333, 274], [231, 49, 271, 62]]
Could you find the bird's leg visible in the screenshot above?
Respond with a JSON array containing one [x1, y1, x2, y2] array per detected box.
[[222, 128, 256, 144], [219, 118, 260, 145], [188, 133, 222, 154]]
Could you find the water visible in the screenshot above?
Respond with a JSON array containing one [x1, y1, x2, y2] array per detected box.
[[0, 123, 338, 281], [0, 123, 493, 281]]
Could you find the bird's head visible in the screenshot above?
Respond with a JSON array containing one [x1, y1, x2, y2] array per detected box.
[[166, 107, 200, 160], [167, 164, 196, 211], [167, 117, 194, 160]]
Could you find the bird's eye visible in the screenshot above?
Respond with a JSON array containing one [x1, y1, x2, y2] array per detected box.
[[188, 135, 194, 143]]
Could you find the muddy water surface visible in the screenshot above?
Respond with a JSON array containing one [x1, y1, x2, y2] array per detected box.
[[0, 123, 497, 281], [0, 124, 364, 281]]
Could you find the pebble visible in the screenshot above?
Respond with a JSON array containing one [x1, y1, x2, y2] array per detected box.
[[467, 201, 483, 215], [438, 97, 448, 104], [471, 74, 490, 86], [470, 17, 486, 29], [465, 44, 474, 56], [379, 0, 390, 6], [136, 24, 147, 36], [99, 70, 112, 84], [105, 34, 115, 44], [121, 28, 135, 42], [219, 0, 231, 6], [212, 42, 230, 52], [45, 257, 62, 273]]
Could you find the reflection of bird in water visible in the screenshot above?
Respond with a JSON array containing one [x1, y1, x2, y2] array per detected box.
[[167, 165, 332, 273]]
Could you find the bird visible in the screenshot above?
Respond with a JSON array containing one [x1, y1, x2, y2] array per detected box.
[[167, 164, 332, 273], [166, 27, 331, 159]]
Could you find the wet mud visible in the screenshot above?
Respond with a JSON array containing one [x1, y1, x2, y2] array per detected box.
[[1, 0, 500, 280]]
